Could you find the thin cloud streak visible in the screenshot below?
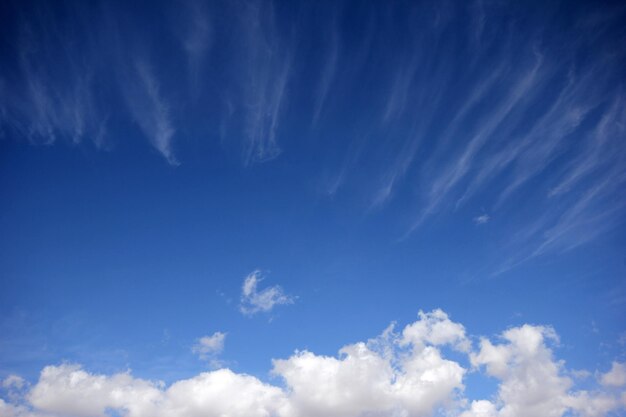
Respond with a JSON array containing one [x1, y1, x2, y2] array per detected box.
[[3, 16, 106, 147], [382, 55, 418, 124], [124, 60, 178, 166], [181, 2, 212, 93], [549, 92, 626, 198], [238, 2, 292, 165], [411, 54, 545, 231], [312, 17, 339, 127]]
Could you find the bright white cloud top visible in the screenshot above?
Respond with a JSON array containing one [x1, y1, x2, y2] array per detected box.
[[1, 310, 624, 417]]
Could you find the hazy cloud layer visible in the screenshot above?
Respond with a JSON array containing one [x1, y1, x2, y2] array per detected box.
[[1, 309, 624, 417]]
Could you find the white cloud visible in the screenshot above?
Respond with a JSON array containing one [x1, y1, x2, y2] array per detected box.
[[1, 310, 625, 417], [413, 54, 545, 231], [468, 324, 626, 417], [124, 60, 178, 166], [312, 16, 339, 126], [401, 309, 470, 352], [4, 17, 107, 149], [272, 311, 468, 417], [470, 325, 570, 416], [601, 362, 626, 387], [236, 2, 291, 165], [24, 365, 288, 417], [239, 270, 295, 316], [473, 214, 490, 225], [2, 376, 25, 390], [192, 331, 226, 362], [459, 400, 498, 417], [181, 2, 211, 92]]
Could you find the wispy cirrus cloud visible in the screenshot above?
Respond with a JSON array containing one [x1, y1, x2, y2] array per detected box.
[[414, 53, 545, 229], [1, 12, 107, 148], [1, 0, 624, 275], [180, 2, 211, 93], [549, 92, 626, 198], [330, 2, 626, 273], [1, 2, 181, 164], [0, 0, 290, 167], [311, 14, 340, 127], [489, 89, 626, 274], [123, 60, 178, 166], [236, 2, 292, 165]]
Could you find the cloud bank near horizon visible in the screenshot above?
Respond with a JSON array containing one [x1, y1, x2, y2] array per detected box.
[[1, 309, 624, 417]]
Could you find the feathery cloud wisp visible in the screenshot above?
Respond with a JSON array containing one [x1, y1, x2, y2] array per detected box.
[[239, 270, 295, 316], [124, 60, 178, 166]]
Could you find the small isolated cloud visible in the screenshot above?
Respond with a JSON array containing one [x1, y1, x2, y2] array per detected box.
[[473, 214, 490, 225], [240, 270, 295, 316], [192, 332, 226, 362]]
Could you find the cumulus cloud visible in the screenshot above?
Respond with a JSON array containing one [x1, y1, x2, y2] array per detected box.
[[466, 325, 626, 417], [469, 325, 572, 417], [239, 270, 295, 316], [401, 309, 470, 352], [273, 311, 467, 417], [0, 310, 624, 417], [22, 365, 288, 417], [601, 362, 626, 387]]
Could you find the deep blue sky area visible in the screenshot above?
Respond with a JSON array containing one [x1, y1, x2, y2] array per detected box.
[[0, 1, 625, 416]]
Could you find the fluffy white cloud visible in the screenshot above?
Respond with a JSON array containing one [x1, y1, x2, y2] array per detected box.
[[158, 369, 290, 417], [28, 364, 161, 417], [469, 325, 571, 417], [467, 325, 626, 417], [401, 309, 470, 352], [23, 365, 288, 417], [192, 331, 226, 361], [1, 310, 624, 417], [459, 400, 498, 417], [240, 270, 295, 316], [272, 314, 466, 417]]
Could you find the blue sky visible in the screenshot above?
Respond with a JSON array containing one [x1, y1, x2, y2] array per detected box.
[[1, 0, 625, 416]]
